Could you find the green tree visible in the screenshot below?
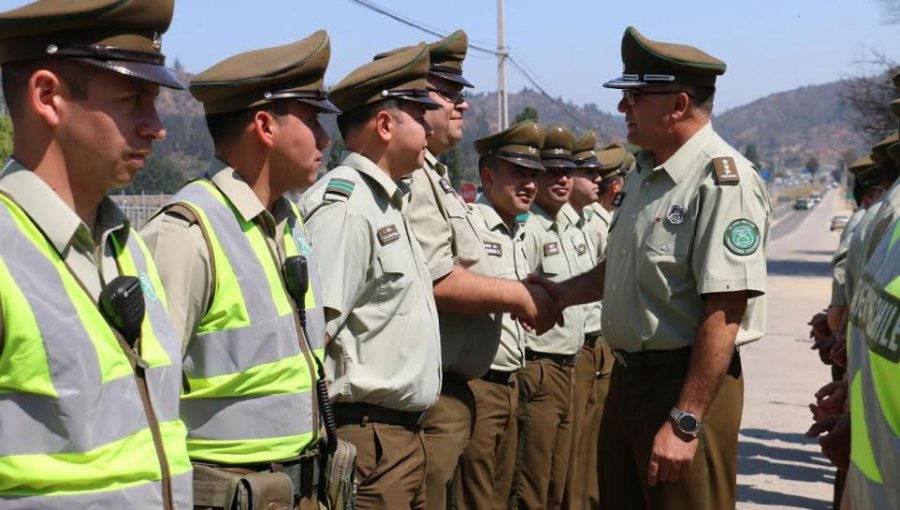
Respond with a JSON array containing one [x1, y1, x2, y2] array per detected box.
[[743, 144, 761, 168], [806, 156, 821, 182], [513, 106, 539, 124], [440, 147, 477, 189], [0, 115, 11, 162], [122, 156, 185, 194]]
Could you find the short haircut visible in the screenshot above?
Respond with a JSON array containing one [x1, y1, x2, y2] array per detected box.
[[690, 85, 716, 115], [204, 100, 291, 149], [336, 99, 401, 139], [2, 59, 91, 120]]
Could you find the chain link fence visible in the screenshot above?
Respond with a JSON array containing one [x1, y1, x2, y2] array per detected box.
[[110, 193, 171, 229]]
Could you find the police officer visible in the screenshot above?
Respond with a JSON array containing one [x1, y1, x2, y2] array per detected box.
[[454, 121, 545, 510], [514, 124, 593, 509], [562, 130, 609, 510], [299, 44, 442, 509], [376, 32, 559, 509], [0, 1, 191, 507], [529, 27, 772, 509], [141, 32, 338, 509]]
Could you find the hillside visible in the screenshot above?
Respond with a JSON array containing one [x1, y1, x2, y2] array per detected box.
[[0, 68, 876, 187]]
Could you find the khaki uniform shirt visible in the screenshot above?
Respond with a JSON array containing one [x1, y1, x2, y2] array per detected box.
[[585, 202, 613, 260], [521, 203, 590, 355], [141, 160, 300, 353], [472, 196, 529, 372], [563, 205, 606, 336], [831, 207, 867, 307], [845, 199, 885, 303], [405, 151, 501, 379], [604, 123, 772, 352], [300, 152, 441, 412]]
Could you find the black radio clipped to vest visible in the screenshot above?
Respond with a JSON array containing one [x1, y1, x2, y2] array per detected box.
[[99, 275, 148, 369]]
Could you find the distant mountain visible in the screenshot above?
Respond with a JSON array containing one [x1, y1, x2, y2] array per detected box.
[[0, 69, 873, 185]]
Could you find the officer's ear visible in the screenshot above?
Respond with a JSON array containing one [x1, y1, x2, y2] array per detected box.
[[373, 108, 394, 143], [669, 91, 691, 121], [252, 109, 279, 148], [480, 165, 493, 190], [29, 69, 65, 128]]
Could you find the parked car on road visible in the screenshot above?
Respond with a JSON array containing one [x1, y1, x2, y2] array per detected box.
[[794, 198, 811, 210], [830, 215, 850, 231]]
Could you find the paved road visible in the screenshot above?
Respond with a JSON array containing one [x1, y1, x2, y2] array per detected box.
[[737, 189, 850, 510]]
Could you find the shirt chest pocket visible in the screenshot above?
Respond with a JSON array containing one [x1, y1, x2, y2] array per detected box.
[[376, 247, 414, 316], [540, 252, 569, 279], [643, 214, 693, 258], [444, 196, 484, 267]]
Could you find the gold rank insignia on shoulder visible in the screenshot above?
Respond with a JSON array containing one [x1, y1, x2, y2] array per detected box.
[[377, 225, 401, 246], [483, 241, 502, 257], [712, 157, 740, 185], [439, 178, 454, 194], [543, 242, 560, 256]]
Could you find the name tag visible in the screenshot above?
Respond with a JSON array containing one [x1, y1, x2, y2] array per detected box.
[[377, 225, 400, 246], [543, 242, 560, 257], [483, 241, 502, 257]]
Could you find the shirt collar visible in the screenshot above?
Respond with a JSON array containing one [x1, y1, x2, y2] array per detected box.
[[0, 159, 129, 254], [342, 151, 405, 208], [424, 150, 447, 178], [637, 121, 715, 184], [475, 194, 519, 237], [207, 158, 267, 223], [530, 203, 566, 232]]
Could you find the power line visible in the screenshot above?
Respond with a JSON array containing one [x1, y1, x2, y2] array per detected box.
[[346, 0, 588, 128]]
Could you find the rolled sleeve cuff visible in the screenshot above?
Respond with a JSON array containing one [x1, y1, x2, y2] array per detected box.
[[429, 258, 455, 282], [698, 277, 765, 297]]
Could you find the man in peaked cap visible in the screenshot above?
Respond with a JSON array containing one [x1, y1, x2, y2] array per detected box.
[[453, 121, 545, 510], [141, 31, 337, 509], [514, 124, 594, 509], [299, 44, 443, 510], [0, 1, 192, 508], [561, 131, 614, 510], [377, 31, 560, 509], [528, 27, 772, 509]]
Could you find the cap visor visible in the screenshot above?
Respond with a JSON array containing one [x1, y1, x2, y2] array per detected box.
[[542, 159, 576, 170], [602, 75, 650, 89], [430, 70, 474, 88], [401, 95, 442, 110], [300, 97, 341, 114], [78, 58, 185, 89], [496, 154, 546, 172], [575, 160, 604, 171]]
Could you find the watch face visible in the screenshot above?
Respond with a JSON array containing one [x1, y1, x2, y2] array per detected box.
[[678, 414, 700, 434]]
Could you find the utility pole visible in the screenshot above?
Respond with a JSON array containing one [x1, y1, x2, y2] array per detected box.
[[497, 0, 508, 130]]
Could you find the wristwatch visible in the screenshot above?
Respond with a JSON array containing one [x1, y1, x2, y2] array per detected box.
[[669, 406, 701, 437]]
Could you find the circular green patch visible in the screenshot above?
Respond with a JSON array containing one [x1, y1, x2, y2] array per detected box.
[[724, 219, 760, 256]]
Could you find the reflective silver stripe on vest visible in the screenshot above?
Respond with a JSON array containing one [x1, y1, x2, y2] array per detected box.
[[185, 314, 298, 378], [0, 206, 151, 453], [849, 465, 897, 509], [125, 230, 183, 423], [0, 471, 193, 510], [182, 391, 314, 441]]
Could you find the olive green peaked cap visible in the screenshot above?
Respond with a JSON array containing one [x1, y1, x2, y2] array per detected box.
[[871, 132, 900, 163], [374, 29, 473, 88], [572, 131, 603, 170], [541, 124, 576, 170], [330, 43, 440, 113], [190, 31, 338, 115], [848, 155, 874, 175], [604, 26, 726, 89], [596, 143, 634, 177], [474, 121, 545, 172], [888, 142, 900, 164], [0, 0, 183, 89]]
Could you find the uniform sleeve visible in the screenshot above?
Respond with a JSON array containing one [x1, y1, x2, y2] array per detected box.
[[303, 201, 371, 337], [692, 180, 770, 297], [830, 230, 853, 306], [140, 213, 211, 355], [406, 169, 454, 281]]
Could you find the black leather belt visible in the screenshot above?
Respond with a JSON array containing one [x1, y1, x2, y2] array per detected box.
[[481, 369, 517, 385], [525, 349, 578, 366], [332, 402, 425, 429], [611, 347, 691, 369], [584, 333, 601, 348]]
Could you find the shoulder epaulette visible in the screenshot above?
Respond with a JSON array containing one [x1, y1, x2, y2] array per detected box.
[[164, 203, 199, 226], [324, 178, 355, 201], [712, 157, 740, 185]]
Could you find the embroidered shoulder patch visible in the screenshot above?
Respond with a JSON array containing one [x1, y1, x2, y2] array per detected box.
[[377, 225, 401, 246], [324, 178, 355, 201], [724, 219, 760, 255], [543, 242, 560, 257], [483, 241, 502, 257], [712, 157, 740, 185]]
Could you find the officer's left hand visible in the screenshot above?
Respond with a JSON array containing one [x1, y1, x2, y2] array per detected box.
[[647, 419, 698, 486], [805, 414, 850, 470]]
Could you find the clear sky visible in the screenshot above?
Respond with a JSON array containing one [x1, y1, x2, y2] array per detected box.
[[4, 0, 898, 114]]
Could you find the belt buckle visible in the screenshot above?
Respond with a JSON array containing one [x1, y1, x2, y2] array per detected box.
[[612, 349, 628, 368]]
